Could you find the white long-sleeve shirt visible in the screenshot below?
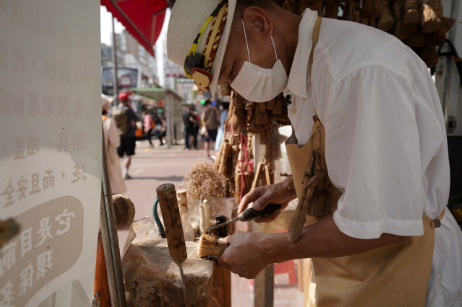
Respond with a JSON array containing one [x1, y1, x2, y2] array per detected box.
[[284, 9, 462, 306]]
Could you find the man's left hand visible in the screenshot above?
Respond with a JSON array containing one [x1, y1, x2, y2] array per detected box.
[[217, 232, 274, 279]]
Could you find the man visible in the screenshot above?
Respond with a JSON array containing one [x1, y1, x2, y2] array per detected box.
[[167, 1, 462, 306], [102, 95, 126, 194], [215, 103, 229, 151], [201, 99, 219, 158], [183, 106, 198, 150], [142, 110, 155, 148], [113, 92, 138, 179], [153, 111, 166, 146]]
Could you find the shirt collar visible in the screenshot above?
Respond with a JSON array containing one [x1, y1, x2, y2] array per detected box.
[[284, 9, 318, 99]]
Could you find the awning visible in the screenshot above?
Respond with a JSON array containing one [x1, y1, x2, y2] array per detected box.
[[132, 88, 183, 102], [101, 0, 169, 57]]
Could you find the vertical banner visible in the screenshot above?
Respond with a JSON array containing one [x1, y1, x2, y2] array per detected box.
[[0, 0, 101, 306]]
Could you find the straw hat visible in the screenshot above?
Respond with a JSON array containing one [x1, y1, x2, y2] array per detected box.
[[167, 0, 237, 98], [101, 94, 112, 111]]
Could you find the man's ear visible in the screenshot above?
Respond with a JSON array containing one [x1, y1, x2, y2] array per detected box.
[[242, 7, 273, 36]]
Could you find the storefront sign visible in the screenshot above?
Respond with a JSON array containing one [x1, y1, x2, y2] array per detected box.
[[0, 0, 101, 306]]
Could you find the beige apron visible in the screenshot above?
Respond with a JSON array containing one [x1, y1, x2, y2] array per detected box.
[[285, 16, 444, 307]]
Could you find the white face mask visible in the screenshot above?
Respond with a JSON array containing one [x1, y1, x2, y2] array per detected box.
[[230, 20, 288, 103]]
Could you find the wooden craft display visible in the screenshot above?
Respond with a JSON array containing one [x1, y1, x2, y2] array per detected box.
[[279, 0, 454, 68]]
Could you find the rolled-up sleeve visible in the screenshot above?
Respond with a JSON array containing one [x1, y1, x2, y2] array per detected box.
[[324, 65, 425, 239]]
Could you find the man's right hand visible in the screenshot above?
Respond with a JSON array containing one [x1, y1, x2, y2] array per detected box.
[[238, 176, 297, 223]]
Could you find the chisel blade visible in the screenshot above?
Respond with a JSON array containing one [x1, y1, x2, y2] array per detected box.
[[206, 217, 239, 231]]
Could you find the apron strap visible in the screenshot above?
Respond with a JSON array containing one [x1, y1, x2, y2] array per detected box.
[[309, 16, 322, 117], [430, 209, 445, 228]]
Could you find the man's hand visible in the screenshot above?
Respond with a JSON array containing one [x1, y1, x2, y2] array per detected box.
[[217, 232, 274, 279], [239, 176, 297, 223]]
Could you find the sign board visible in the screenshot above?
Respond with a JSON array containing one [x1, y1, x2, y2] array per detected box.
[[119, 74, 133, 88], [0, 0, 101, 306]]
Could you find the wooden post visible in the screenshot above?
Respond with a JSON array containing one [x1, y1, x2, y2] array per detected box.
[[156, 183, 187, 260], [211, 266, 232, 307], [254, 265, 274, 307], [156, 183, 190, 307]]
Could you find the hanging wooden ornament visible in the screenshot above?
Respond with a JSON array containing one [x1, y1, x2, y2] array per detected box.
[[421, 0, 441, 33], [393, 1, 412, 41], [361, 0, 375, 17], [377, 0, 395, 32], [424, 17, 455, 46], [372, 0, 384, 18], [325, 1, 339, 19], [402, 0, 420, 35], [308, 0, 324, 15], [406, 32, 425, 48]]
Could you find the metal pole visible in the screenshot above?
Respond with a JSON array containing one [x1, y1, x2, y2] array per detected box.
[[112, 16, 119, 104], [166, 94, 172, 148], [100, 128, 127, 307]]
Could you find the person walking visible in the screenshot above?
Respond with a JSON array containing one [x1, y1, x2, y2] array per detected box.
[[112, 92, 138, 180], [184, 106, 198, 150], [142, 110, 155, 148], [102, 95, 126, 194], [215, 103, 229, 151], [201, 99, 219, 158], [153, 112, 166, 146]]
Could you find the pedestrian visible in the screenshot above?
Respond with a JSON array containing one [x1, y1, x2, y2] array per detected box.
[[101, 95, 126, 194], [112, 91, 138, 180], [182, 107, 190, 150], [153, 111, 166, 146], [201, 99, 219, 158], [142, 110, 155, 148], [167, 1, 462, 306], [183, 106, 198, 150], [215, 103, 229, 151]]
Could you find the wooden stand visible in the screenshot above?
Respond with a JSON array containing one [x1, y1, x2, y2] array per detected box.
[[211, 266, 232, 307]]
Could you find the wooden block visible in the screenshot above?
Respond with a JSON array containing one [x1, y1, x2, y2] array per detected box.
[[211, 265, 232, 307]]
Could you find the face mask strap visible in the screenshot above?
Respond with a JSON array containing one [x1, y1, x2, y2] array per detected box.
[[270, 36, 278, 60], [242, 19, 278, 63], [241, 19, 251, 63]]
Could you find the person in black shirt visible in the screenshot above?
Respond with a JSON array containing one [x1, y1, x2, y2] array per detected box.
[[116, 92, 138, 179], [183, 106, 198, 150]]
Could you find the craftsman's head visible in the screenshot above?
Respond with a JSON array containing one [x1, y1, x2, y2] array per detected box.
[[218, 1, 290, 95], [167, 0, 296, 103]]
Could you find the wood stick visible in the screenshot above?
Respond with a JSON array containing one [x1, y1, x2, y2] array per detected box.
[[251, 162, 264, 191], [218, 140, 231, 176], [156, 184, 187, 261], [264, 165, 272, 186], [234, 172, 242, 204], [177, 189, 188, 215], [203, 199, 211, 229]]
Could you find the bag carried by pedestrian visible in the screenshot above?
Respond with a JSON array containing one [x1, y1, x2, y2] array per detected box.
[[112, 107, 129, 136]]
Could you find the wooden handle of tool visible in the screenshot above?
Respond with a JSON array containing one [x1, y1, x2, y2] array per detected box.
[[156, 183, 187, 262], [251, 162, 264, 191]]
